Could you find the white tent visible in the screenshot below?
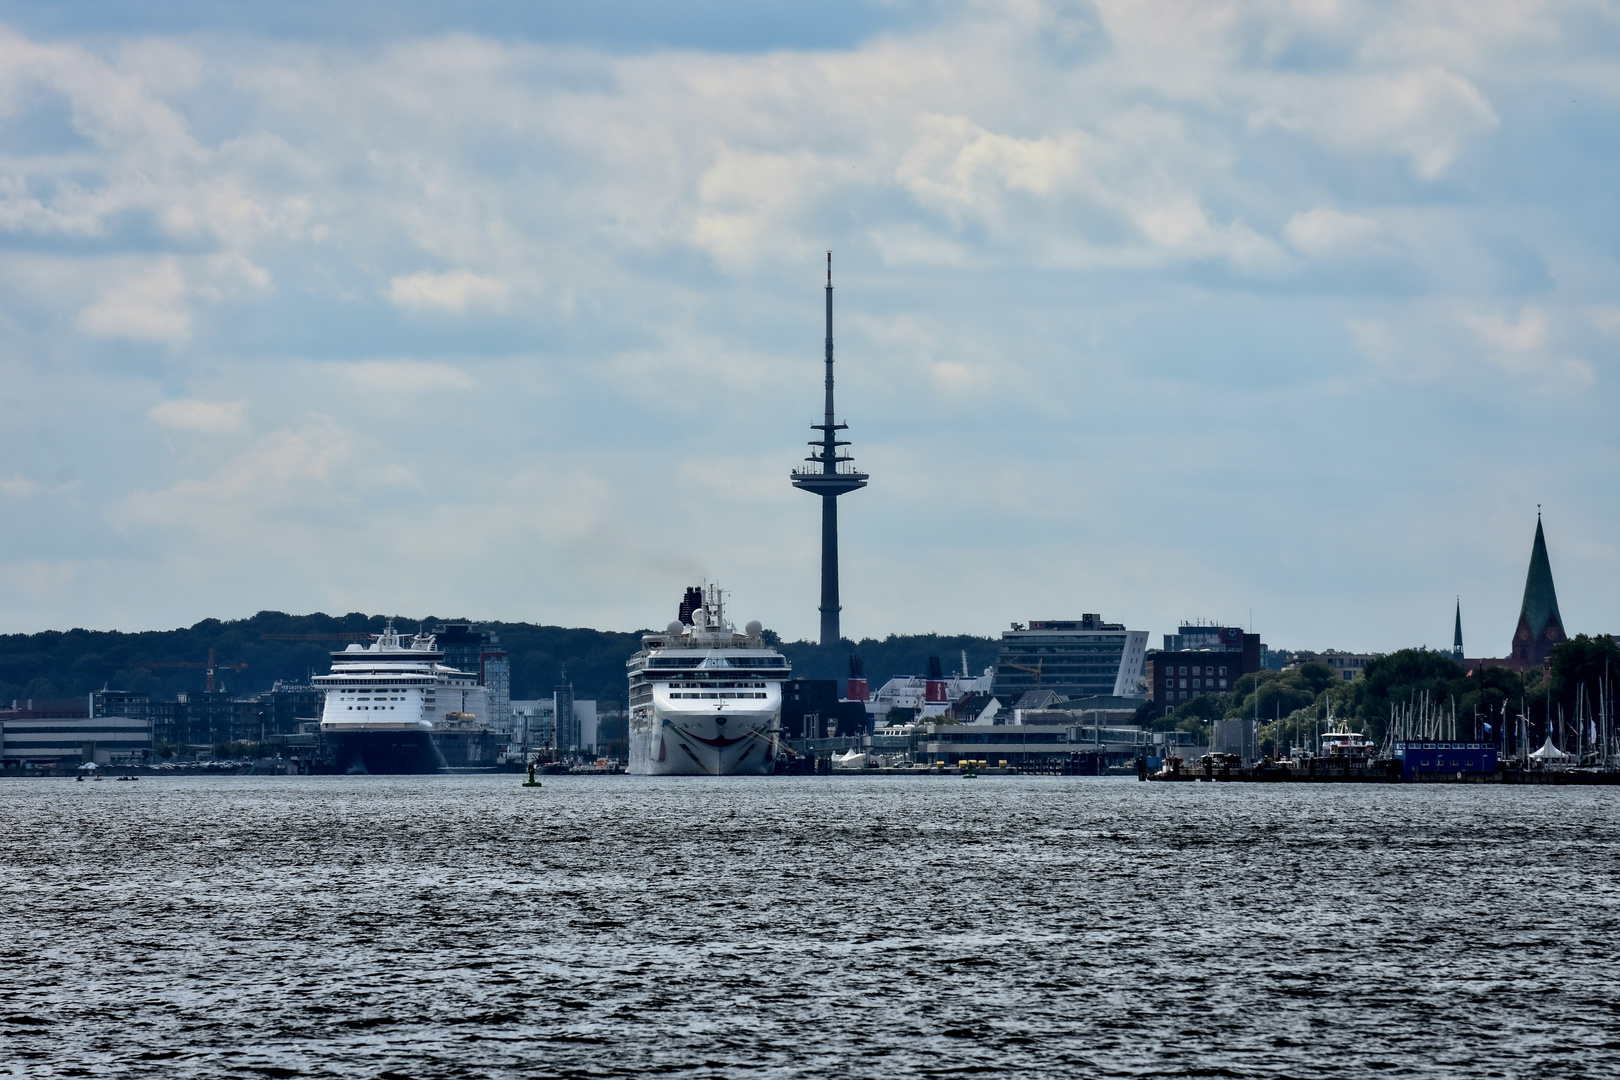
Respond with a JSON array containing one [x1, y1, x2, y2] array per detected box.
[[1528, 736, 1573, 762]]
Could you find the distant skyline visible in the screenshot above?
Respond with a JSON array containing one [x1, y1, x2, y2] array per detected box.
[[0, 1, 1615, 652]]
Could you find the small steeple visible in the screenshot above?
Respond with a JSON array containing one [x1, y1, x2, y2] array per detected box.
[[1452, 598, 1464, 662]]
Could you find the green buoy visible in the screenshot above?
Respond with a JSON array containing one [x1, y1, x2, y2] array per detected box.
[[522, 762, 542, 788]]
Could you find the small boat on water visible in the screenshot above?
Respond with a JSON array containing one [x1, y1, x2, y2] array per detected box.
[[1318, 726, 1376, 759]]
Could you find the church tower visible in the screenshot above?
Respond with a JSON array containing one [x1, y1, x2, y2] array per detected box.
[[1512, 514, 1566, 668], [1452, 599, 1464, 663]]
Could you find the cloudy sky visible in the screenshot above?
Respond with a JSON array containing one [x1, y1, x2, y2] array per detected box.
[[0, 0, 1615, 652]]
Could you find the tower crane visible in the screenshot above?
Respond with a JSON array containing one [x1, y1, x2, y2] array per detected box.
[[1004, 658, 1043, 690], [140, 648, 248, 693]]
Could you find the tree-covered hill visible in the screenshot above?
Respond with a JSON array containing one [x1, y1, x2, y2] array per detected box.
[[0, 610, 1001, 708]]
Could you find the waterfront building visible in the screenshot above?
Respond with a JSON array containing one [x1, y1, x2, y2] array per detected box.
[[1211, 719, 1258, 761], [574, 699, 598, 753], [435, 623, 513, 736], [992, 616, 1149, 705], [946, 692, 1001, 724], [1293, 650, 1380, 682], [782, 678, 869, 739], [481, 648, 512, 737], [1394, 740, 1498, 781], [554, 677, 577, 752], [912, 722, 1198, 768], [1014, 695, 1141, 728], [175, 690, 237, 748], [256, 683, 326, 738], [790, 254, 868, 647], [1159, 625, 1260, 668], [1144, 628, 1263, 716], [92, 685, 322, 749], [0, 713, 151, 766], [1163, 624, 1246, 652], [1145, 651, 1248, 715], [92, 690, 148, 724], [511, 699, 555, 749]]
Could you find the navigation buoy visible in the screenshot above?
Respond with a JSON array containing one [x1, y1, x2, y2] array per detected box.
[[522, 761, 542, 788]]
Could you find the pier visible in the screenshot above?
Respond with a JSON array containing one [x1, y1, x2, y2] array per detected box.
[[1142, 752, 1620, 785]]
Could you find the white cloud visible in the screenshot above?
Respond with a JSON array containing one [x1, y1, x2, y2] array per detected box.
[[115, 418, 356, 542], [77, 260, 191, 342], [388, 270, 510, 313], [148, 399, 246, 433], [1250, 68, 1499, 179], [1, 559, 80, 600], [1459, 307, 1596, 387], [1284, 208, 1385, 258], [0, 473, 43, 497], [342, 360, 475, 393]]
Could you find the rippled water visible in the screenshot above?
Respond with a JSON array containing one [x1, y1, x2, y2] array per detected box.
[[3, 774, 1619, 1078]]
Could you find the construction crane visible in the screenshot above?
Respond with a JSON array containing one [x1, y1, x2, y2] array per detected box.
[[1004, 658, 1043, 689], [139, 648, 248, 693], [259, 632, 373, 642]]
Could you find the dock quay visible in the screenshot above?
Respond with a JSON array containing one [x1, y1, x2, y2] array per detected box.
[[1142, 752, 1620, 785]]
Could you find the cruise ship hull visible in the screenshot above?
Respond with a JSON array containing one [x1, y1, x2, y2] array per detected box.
[[628, 712, 776, 776], [324, 727, 440, 774]]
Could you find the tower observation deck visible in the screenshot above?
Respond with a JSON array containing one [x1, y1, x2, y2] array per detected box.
[[791, 252, 868, 647]]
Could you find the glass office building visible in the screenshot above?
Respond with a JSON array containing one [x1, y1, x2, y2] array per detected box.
[[991, 616, 1149, 704]]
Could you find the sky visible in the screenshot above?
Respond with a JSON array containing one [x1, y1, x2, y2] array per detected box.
[[0, 0, 1615, 653]]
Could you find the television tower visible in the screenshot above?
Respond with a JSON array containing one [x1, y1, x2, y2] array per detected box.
[[791, 252, 868, 647]]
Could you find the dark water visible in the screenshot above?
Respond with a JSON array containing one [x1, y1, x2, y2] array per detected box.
[[4, 775, 1619, 1078]]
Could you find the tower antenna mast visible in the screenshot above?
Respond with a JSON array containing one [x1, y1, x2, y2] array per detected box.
[[791, 252, 869, 646]]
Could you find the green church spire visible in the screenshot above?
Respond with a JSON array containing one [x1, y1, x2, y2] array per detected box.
[[1520, 514, 1563, 640], [1512, 513, 1567, 666], [1452, 598, 1464, 662]]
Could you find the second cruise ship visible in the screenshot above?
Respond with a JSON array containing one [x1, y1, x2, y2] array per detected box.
[[315, 622, 489, 773], [627, 585, 789, 775]]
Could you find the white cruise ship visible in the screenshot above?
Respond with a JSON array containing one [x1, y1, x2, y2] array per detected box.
[[315, 622, 489, 774], [627, 585, 789, 775]]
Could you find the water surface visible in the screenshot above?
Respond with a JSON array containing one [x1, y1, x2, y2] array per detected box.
[[3, 775, 1617, 1077]]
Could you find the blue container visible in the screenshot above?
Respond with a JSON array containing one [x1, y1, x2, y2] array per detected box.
[[1394, 741, 1498, 781]]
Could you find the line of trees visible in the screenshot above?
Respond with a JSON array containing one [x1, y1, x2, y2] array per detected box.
[[1151, 634, 1620, 752]]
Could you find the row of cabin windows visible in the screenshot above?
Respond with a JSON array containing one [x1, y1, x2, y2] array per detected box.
[[664, 682, 768, 690], [324, 678, 434, 686], [669, 692, 769, 699]]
